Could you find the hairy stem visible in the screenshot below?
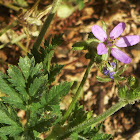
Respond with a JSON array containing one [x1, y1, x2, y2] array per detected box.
[[32, 0, 62, 52], [59, 100, 127, 139], [61, 60, 94, 124], [69, 100, 126, 133]]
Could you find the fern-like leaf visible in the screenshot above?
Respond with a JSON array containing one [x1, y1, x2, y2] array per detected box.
[[0, 103, 23, 137], [7, 65, 28, 102], [29, 75, 48, 97], [28, 82, 72, 131], [0, 75, 25, 109], [48, 64, 64, 84], [18, 56, 35, 81], [0, 126, 23, 137]]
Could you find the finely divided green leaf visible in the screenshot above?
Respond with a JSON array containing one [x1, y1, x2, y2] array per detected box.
[[8, 106, 21, 126], [0, 133, 7, 140], [0, 109, 17, 126], [45, 82, 72, 104], [0, 126, 23, 137], [30, 62, 43, 78], [29, 75, 48, 97], [7, 65, 28, 102], [49, 64, 64, 84], [43, 46, 55, 72], [69, 124, 112, 140], [29, 101, 55, 132], [51, 34, 63, 46], [0, 103, 18, 126], [32, 34, 63, 66], [0, 76, 25, 109], [18, 56, 35, 81], [68, 104, 91, 128], [60, 104, 112, 140], [70, 132, 78, 140], [33, 130, 41, 139], [91, 133, 112, 140], [7, 65, 25, 88], [36, 82, 72, 122], [118, 84, 140, 103]]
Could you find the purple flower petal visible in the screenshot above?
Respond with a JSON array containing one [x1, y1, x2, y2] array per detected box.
[[115, 35, 140, 47], [110, 62, 115, 68], [104, 68, 109, 75], [91, 25, 107, 42], [97, 43, 108, 55], [111, 48, 131, 64], [109, 72, 115, 79], [109, 22, 126, 39]]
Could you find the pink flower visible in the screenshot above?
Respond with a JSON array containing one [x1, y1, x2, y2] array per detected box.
[[91, 22, 140, 63]]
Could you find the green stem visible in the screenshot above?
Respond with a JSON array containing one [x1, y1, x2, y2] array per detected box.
[[59, 100, 127, 139], [61, 60, 94, 124], [32, 0, 62, 52]]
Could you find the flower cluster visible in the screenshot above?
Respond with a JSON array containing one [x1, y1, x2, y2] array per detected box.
[[104, 62, 115, 79], [91, 22, 140, 64]]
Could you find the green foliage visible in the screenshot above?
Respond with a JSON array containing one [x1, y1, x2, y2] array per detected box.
[[0, 72, 25, 110], [27, 82, 72, 135], [72, 37, 102, 63], [48, 64, 64, 84], [68, 104, 92, 127], [0, 133, 7, 140], [44, 82, 72, 117], [1, 16, 138, 139], [70, 130, 112, 140], [0, 40, 71, 139], [60, 104, 112, 139], [118, 76, 140, 103], [7, 64, 28, 102], [18, 56, 35, 81], [29, 75, 48, 97], [31, 34, 63, 64], [72, 38, 100, 51], [0, 103, 23, 139]]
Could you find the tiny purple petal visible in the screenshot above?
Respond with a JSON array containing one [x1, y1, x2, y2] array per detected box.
[[97, 43, 108, 55], [110, 62, 115, 68], [91, 25, 107, 42], [104, 68, 109, 75], [109, 22, 126, 39], [115, 35, 140, 47], [109, 72, 115, 79], [111, 48, 131, 64]]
